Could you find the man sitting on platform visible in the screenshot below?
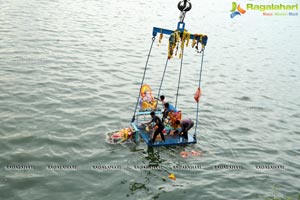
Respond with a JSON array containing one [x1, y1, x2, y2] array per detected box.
[[162, 102, 178, 120]]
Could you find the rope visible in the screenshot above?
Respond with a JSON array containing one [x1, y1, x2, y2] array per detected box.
[[155, 57, 169, 108], [175, 48, 184, 108], [131, 37, 156, 123], [194, 49, 205, 137]]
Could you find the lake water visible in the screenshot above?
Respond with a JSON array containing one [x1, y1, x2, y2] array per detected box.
[[0, 0, 299, 199]]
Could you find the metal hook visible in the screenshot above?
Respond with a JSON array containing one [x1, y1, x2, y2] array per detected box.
[[177, 0, 192, 12]]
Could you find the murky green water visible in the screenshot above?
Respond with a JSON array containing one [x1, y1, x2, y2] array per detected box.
[[0, 0, 299, 199]]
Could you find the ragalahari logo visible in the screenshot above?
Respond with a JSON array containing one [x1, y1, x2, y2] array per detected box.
[[230, 2, 246, 18]]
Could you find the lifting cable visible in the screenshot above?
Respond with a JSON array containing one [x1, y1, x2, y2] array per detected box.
[[131, 36, 156, 123], [194, 49, 205, 137], [175, 48, 184, 108], [156, 57, 169, 107]]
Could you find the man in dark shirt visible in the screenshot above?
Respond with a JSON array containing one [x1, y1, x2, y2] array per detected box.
[[144, 111, 165, 144], [175, 118, 194, 140]]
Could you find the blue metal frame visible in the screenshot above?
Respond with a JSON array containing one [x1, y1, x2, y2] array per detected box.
[[136, 110, 162, 116], [133, 118, 197, 147], [131, 22, 207, 147], [177, 22, 186, 32], [152, 22, 208, 46], [139, 128, 197, 147]]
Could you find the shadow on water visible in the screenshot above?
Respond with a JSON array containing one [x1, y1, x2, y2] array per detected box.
[[125, 146, 169, 200], [127, 181, 165, 200], [124, 145, 189, 199], [144, 146, 166, 167]]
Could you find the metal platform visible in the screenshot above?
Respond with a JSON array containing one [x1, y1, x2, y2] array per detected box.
[[138, 127, 197, 147]]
